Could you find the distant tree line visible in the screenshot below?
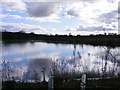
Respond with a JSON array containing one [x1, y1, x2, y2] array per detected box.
[[1, 31, 120, 47]]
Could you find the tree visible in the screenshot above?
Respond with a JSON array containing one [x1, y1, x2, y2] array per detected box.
[[19, 30, 25, 33]]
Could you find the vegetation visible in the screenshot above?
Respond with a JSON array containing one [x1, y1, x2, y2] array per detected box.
[[1, 31, 120, 89], [2, 75, 120, 90], [2, 81, 48, 90], [1, 31, 120, 47], [2, 54, 120, 90]]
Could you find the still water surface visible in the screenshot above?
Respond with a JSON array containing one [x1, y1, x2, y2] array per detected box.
[[1, 41, 120, 81]]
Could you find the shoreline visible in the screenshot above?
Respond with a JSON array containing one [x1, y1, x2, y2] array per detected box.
[[1, 32, 120, 47]]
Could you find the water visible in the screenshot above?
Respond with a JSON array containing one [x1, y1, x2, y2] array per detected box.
[[1, 41, 120, 81]]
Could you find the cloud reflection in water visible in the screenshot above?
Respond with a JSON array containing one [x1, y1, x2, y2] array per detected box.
[[1, 41, 120, 81]]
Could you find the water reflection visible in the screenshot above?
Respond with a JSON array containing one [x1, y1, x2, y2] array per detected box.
[[1, 41, 120, 82]]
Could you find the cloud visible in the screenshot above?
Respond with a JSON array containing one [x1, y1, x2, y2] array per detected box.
[[2, 21, 116, 35], [65, 24, 117, 35], [1, 1, 61, 22], [0, 22, 63, 35], [0, 14, 23, 19], [0, 22, 44, 32], [88, 26, 115, 31], [26, 14, 60, 23], [1, 13, 60, 23], [26, 0, 103, 18], [25, 58, 54, 81], [78, 0, 101, 3], [26, 0, 100, 3], [97, 10, 117, 24], [65, 9, 80, 17], [1, 0, 26, 11], [119, 4, 120, 14], [76, 25, 89, 31], [27, 2, 59, 17], [77, 26, 104, 32], [63, 0, 118, 25], [65, 26, 76, 31], [1, 0, 119, 35]]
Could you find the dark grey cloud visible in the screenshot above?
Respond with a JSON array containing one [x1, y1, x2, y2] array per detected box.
[[66, 9, 79, 17], [27, 2, 58, 17], [118, 5, 120, 14], [97, 10, 117, 24]]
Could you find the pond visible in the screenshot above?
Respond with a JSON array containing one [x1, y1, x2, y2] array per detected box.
[[1, 41, 120, 81]]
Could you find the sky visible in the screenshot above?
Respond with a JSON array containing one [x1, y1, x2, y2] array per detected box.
[[0, 0, 119, 35]]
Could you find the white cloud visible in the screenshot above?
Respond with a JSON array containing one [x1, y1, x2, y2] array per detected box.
[[0, 14, 23, 19], [1, 0, 26, 11], [65, 24, 117, 35], [63, 0, 118, 25], [65, 26, 76, 31], [0, 22, 44, 32], [1, 21, 118, 35], [0, 22, 63, 35], [24, 0, 100, 3], [0, 13, 60, 23]]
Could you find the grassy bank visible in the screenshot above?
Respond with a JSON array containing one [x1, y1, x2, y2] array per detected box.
[[2, 76, 120, 90], [2, 81, 48, 90]]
